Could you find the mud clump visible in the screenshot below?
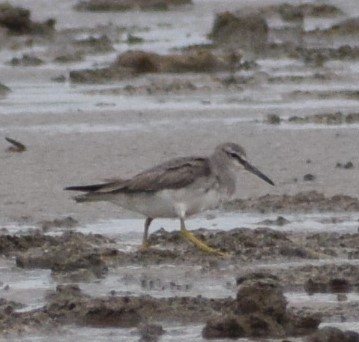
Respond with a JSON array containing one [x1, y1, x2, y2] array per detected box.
[[14, 231, 119, 280], [0, 231, 55, 257], [75, 0, 191, 12], [70, 49, 232, 83], [0, 83, 11, 98], [303, 173, 315, 182], [47, 285, 232, 326], [69, 67, 132, 83], [323, 18, 359, 36], [0, 3, 55, 35], [278, 4, 342, 21], [305, 232, 359, 252], [304, 278, 352, 295], [0, 284, 231, 335], [149, 227, 321, 260], [301, 262, 359, 294], [138, 323, 165, 342], [288, 112, 359, 125], [210, 11, 268, 53], [306, 326, 359, 342], [72, 35, 114, 55], [54, 35, 114, 64], [225, 191, 359, 213], [7, 54, 44, 66], [202, 277, 320, 339], [259, 216, 290, 226], [280, 263, 359, 293], [336, 161, 354, 169], [39, 216, 78, 231], [266, 114, 281, 125]]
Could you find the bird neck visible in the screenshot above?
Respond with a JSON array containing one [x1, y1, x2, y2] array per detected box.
[[210, 153, 236, 197]]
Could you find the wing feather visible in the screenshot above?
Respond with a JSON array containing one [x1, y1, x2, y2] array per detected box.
[[122, 157, 210, 192], [65, 156, 210, 195]]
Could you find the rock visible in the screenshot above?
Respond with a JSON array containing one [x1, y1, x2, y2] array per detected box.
[[304, 278, 352, 294], [0, 82, 11, 97], [236, 272, 279, 285], [114, 50, 162, 73], [0, 3, 55, 35], [0, 232, 52, 257], [15, 231, 116, 280], [203, 277, 320, 339], [138, 323, 165, 342], [303, 174, 315, 181], [209, 11, 268, 53], [306, 326, 359, 342], [236, 279, 287, 320], [0, 4, 32, 34], [336, 162, 354, 169], [278, 4, 341, 21], [83, 302, 142, 328], [70, 49, 231, 83], [326, 18, 359, 36], [115, 49, 229, 73], [7, 54, 44, 66], [202, 315, 244, 339], [285, 313, 322, 337], [266, 114, 281, 124]]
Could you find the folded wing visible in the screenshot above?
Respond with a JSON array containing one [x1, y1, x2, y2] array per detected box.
[[65, 156, 210, 200]]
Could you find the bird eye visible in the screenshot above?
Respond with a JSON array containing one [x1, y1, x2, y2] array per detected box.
[[227, 151, 245, 165]]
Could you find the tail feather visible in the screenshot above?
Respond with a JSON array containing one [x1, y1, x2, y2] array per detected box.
[[65, 183, 118, 203], [64, 183, 107, 192]]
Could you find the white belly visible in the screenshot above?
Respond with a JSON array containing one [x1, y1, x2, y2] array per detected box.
[[110, 187, 223, 219]]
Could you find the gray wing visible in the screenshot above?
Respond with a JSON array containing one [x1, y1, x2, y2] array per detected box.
[[89, 156, 211, 194]]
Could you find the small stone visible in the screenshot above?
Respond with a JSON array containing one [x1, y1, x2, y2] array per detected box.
[[266, 114, 281, 125], [344, 161, 354, 169], [303, 174, 315, 181]]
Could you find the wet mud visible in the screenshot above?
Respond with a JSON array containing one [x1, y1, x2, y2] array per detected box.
[[224, 191, 359, 213], [1, 208, 359, 339], [1, 0, 359, 340]]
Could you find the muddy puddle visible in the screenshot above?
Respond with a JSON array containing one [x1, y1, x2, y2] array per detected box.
[[1, 0, 359, 340]]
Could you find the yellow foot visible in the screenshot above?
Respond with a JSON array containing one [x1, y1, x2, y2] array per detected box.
[[180, 229, 226, 256], [138, 240, 151, 252]]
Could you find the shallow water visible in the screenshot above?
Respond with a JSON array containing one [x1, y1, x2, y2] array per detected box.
[[1, 0, 359, 340], [0, 0, 358, 119]]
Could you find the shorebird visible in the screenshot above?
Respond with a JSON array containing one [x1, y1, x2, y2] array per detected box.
[[65, 142, 274, 255]]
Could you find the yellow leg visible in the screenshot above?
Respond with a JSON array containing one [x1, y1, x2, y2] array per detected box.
[[138, 217, 153, 251], [180, 219, 225, 256]]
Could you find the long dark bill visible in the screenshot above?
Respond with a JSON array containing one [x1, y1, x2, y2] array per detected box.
[[242, 160, 275, 186]]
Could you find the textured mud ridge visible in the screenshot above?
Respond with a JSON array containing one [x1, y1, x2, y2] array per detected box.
[[0, 278, 320, 338], [225, 191, 359, 213], [1, 219, 359, 338]]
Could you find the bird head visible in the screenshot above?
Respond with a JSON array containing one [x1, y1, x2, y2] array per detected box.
[[216, 142, 275, 186]]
